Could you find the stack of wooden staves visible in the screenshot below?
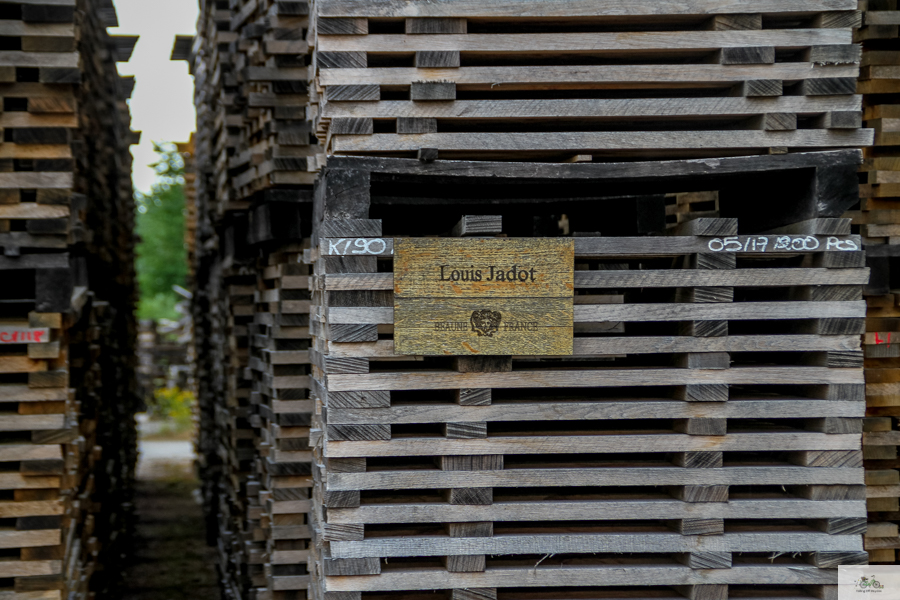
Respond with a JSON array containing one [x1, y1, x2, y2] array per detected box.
[[247, 197, 312, 600], [840, 0, 900, 564], [0, 0, 140, 599], [178, 1, 319, 598], [307, 152, 870, 600], [312, 0, 871, 161], [229, 0, 319, 201], [182, 0, 887, 599]]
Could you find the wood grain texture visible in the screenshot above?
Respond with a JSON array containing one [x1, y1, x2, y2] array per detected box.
[[328, 301, 865, 324], [317, 30, 852, 54], [319, 64, 860, 88], [324, 96, 863, 120], [326, 334, 861, 358], [322, 564, 842, 592], [719, 46, 775, 64], [328, 531, 862, 559], [325, 432, 862, 458], [393, 238, 574, 355], [314, 398, 866, 425], [415, 51, 460, 68], [75, 462, 843, 494], [318, 1, 857, 18], [324, 268, 870, 291], [328, 498, 865, 524], [327, 366, 862, 392], [393, 297, 573, 355], [322, 235, 864, 257], [330, 130, 873, 154], [394, 238, 574, 298], [680, 552, 732, 569]]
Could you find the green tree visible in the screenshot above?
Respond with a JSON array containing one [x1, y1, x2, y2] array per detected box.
[[135, 143, 188, 320]]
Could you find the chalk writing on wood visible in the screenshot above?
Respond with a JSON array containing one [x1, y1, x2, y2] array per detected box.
[[707, 236, 859, 253], [326, 237, 392, 256], [393, 238, 574, 356], [0, 328, 49, 344], [321, 236, 862, 257]]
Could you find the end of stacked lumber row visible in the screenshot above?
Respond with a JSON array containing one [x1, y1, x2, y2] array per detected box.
[[0, 1, 140, 599], [176, 1, 317, 598]]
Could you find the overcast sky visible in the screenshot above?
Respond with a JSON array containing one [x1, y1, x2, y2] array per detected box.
[[110, 0, 198, 194]]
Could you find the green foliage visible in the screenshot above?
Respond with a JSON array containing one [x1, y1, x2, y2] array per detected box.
[[135, 143, 188, 321], [151, 386, 196, 434]]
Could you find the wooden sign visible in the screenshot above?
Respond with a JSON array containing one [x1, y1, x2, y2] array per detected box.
[[393, 238, 574, 356]]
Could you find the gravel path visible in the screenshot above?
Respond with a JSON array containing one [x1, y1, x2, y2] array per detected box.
[[120, 439, 220, 599]]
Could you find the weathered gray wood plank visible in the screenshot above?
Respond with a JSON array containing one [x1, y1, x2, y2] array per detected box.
[[320, 235, 864, 257], [325, 335, 861, 358], [319, 64, 861, 88], [283, 465, 861, 491], [324, 97, 862, 120], [326, 301, 865, 324], [317, 31, 851, 54], [327, 366, 862, 392], [329, 531, 862, 559], [318, 0, 857, 19], [331, 130, 873, 154], [325, 432, 861, 458], [328, 498, 866, 524], [323, 563, 839, 592], [328, 399, 863, 425], [324, 268, 870, 291]]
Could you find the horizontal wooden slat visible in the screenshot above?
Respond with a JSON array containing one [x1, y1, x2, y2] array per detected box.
[[0, 473, 60, 490], [326, 301, 865, 324], [326, 366, 862, 391], [329, 531, 862, 559], [326, 335, 861, 357], [320, 235, 864, 257], [0, 443, 62, 462], [0, 204, 69, 219], [0, 558, 60, 579], [0, 414, 65, 431], [328, 399, 863, 425], [0, 528, 60, 550], [0, 355, 50, 373], [325, 432, 861, 457], [0, 499, 63, 518], [328, 465, 861, 490], [0, 22, 75, 37], [325, 564, 839, 592], [0, 51, 78, 68], [318, 30, 851, 53], [331, 130, 874, 154], [325, 97, 863, 120], [318, 0, 858, 18], [320, 64, 860, 88], [865, 11, 900, 25], [330, 498, 865, 524]]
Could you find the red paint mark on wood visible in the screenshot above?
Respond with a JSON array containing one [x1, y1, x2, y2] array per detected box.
[[0, 328, 50, 344]]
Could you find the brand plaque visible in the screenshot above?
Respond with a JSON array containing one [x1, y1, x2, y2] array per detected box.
[[393, 238, 575, 356]]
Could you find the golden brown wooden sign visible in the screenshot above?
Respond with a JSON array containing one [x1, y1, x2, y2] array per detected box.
[[393, 238, 574, 356]]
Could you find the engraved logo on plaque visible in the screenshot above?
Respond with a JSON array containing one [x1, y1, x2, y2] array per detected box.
[[470, 310, 502, 337]]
